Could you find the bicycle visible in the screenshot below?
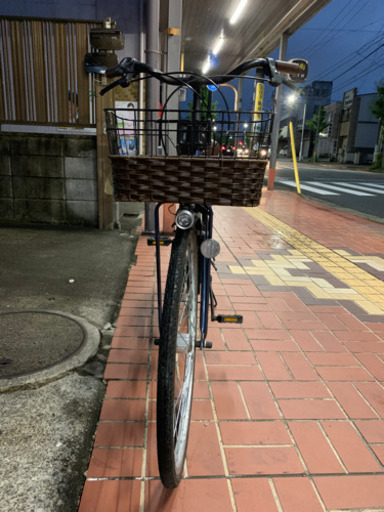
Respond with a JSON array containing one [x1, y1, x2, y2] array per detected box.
[[101, 56, 307, 488]]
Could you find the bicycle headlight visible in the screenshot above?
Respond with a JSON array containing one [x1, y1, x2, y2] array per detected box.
[[175, 210, 195, 230]]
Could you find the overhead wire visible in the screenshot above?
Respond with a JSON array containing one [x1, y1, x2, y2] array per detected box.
[[303, 0, 369, 59], [310, 29, 384, 82], [300, 0, 357, 56]]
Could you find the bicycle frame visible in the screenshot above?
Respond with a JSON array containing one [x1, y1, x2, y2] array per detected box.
[[154, 203, 214, 349]]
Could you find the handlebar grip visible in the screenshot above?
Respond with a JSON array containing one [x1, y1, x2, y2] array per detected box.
[[275, 60, 301, 75]]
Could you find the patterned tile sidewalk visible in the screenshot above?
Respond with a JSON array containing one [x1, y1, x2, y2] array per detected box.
[[79, 190, 384, 512]]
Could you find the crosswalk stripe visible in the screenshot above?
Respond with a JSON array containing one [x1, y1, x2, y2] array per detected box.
[[358, 182, 384, 190], [277, 180, 338, 195], [333, 182, 384, 194], [310, 181, 374, 196]]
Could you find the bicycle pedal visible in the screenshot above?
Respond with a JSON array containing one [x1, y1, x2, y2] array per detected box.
[[214, 314, 243, 324], [195, 340, 213, 349], [147, 236, 172, 246]]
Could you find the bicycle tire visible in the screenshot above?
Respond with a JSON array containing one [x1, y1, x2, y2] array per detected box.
[[157, 228, 198, 488]]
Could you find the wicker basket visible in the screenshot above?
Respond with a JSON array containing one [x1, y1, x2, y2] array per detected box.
[[105, 107, 272, 206], [110, 155, 267, 206]]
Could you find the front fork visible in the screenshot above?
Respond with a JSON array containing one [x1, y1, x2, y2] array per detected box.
[[153, 203, 214, 349]]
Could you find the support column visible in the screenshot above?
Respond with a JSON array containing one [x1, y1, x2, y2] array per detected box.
[[268, 33, 288, 191]]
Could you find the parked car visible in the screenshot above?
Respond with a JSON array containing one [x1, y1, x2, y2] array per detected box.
[[279, 147, 288, 156], [221, 144, 235, 156]]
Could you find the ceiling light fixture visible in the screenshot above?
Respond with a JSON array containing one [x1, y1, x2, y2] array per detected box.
[[202, 58, 211, 75], [212, 33, 225, 56], [230, 0, 248, 25]]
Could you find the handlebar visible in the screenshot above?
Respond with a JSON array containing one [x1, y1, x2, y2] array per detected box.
[[100, 56, 307, 96]]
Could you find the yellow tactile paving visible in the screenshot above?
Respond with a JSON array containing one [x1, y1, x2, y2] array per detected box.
[[242, 207, 384, 315]]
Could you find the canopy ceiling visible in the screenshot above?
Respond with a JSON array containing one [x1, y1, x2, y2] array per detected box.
[[161, 0, 331, 74]]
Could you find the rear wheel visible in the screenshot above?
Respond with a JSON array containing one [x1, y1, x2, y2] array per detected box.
[[156, 228, 198, 488]]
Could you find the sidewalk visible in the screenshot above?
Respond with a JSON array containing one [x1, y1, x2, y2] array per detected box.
[[79, 189, 384, 512]]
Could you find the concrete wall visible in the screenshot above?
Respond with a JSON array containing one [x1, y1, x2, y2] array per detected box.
[[0, 134, 98, 226]]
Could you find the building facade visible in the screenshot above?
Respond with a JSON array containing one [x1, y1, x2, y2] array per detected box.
[[337, 89, 379, 164]]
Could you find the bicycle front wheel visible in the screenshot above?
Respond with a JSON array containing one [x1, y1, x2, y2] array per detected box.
[[157, 228, 198, 488]]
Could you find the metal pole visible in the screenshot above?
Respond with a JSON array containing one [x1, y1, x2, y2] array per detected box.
[[267, 33, 288, 190], [144, 0, 161, 233], [299, 101, 306, 161]]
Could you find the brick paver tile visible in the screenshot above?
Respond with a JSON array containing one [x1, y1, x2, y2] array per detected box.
[[343, 341, 384, 353], [278, 310, 326, 331], [327, 382, 378, 419], [79, 480, 141, 512], [246, 329, 292, 340], [241, 382, 281, 420], [306, 352, 358, 366], [191, 400, 214, 420], [94, 422, 145, 447], [371, 445, 384, 464], [257, 311, 285, 330], [105, 379, 147, 399], [270, 381, 330, 399], [114, 325, 151, 337], [205, 351, 257, 365], [207, 365, 264, 381], [193, 380, 210, 399], [312, 331, 347, 352], [337, 312, 369, 331], [355, 352, 384, 380], [99, 399, 146, 421], [356, 382, 384, 417], [222, 329, 251, 350], [187, 422, 225, 476], [314, 475, 384, 510], [111, 337, 150, 350], [225, 446, 304, 475], [107, 348, 149, 364], [279, 399, 345, 420], [273, 477, 324, 512], [219, 420, 291, 446], [336, 330, 382, 342], [86, 448, 143, 477], [211, 381, 248, 420], [232, 478, 279, 512], [257, 352, 292, 380], [288, 421, 345, 473], [321, 421, 381, 472], [144, 479, 233, 512], [104, 363, 148, 380], [291, 330, 322, 351], [355, 419, 384, 442], [281, 352, 319, 380], [316, 365, 375, 382]]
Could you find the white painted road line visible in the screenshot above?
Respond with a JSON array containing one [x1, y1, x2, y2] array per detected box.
[[277, 180, 338, 195], [310, 181, 374, 196], [333, 182, 384, 194]]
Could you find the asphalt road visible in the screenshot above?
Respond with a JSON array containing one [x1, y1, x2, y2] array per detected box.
[[271, 160, 384, 220]]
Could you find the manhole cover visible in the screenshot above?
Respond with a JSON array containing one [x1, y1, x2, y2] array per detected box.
[[0, 311, 86, 378]]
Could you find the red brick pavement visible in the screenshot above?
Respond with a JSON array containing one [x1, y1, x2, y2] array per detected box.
[[79, 190, 384, 512]]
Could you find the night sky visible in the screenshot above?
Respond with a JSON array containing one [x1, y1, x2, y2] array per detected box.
[[283, 0, 384, 101], [207, 0, 384, 114]]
